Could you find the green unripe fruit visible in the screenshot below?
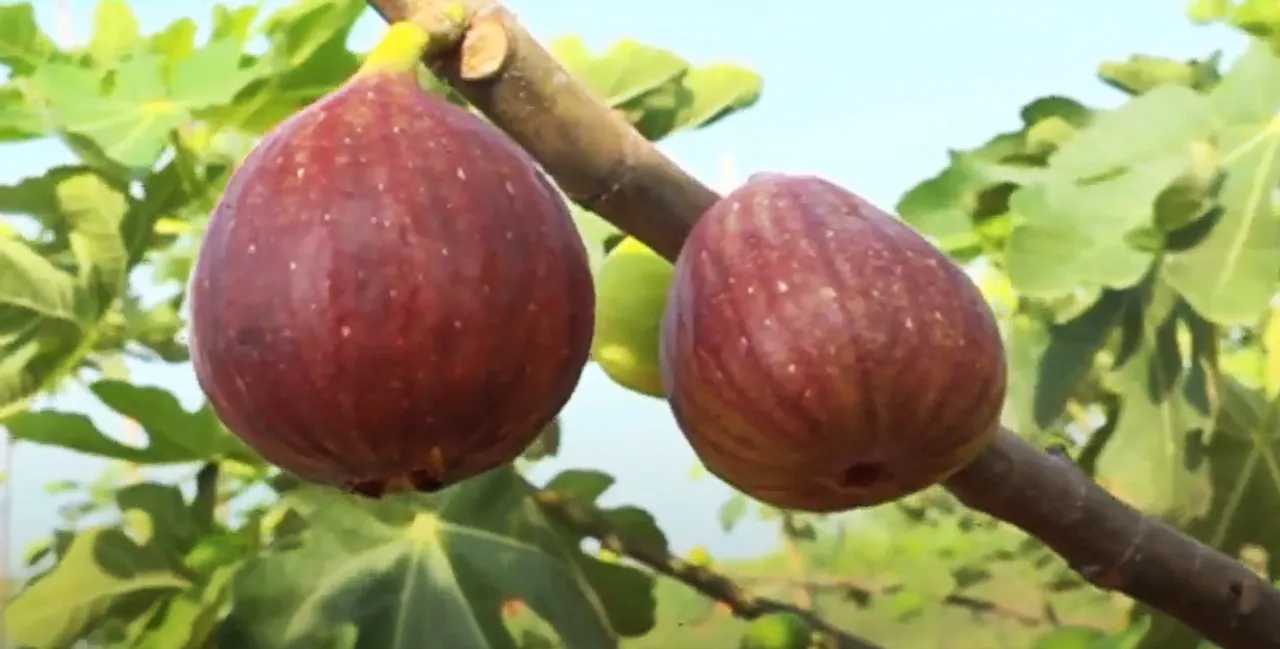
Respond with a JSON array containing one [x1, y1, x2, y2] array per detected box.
[[739, 612, 813, 649], [591, 237, 674, 398]]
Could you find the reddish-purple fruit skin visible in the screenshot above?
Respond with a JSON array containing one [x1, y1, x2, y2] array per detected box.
[[187, 71, 594, 497], [659, 174, 1006, 512]]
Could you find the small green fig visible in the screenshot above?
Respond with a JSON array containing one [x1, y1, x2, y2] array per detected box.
[[739, 612, 813, 649], [591, 236, 675, 398]]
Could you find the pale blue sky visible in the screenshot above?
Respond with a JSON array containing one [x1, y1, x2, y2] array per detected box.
[[0, 0, 1251, 566]]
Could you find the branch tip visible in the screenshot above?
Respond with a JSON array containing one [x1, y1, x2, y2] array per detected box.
[[458, 10, 511, 81]]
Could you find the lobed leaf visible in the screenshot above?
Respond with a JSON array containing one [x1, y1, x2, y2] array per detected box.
[[225, 467, 623, 649], [3, 524, 191, 648], [0, 168, 129, 416], [0, 2, 54, 75], [5, 379, 256, 464]]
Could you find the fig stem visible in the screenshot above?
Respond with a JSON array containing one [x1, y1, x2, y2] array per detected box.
[[358, 5, 468, 78], [358, 22, 433, 77], [366, 0, 711, 261]]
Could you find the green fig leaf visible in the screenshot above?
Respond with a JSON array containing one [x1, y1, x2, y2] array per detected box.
[[147, 17, 198, 64], [29, 54, 185, 169], [1005, 156, 1189, 297], [718, 493, 749, 533], [1097, 54, 1221, 95], [1161, 43, 1280, 325], [1094, 292, 1214, 523], [1047, 84, 1215, 179], [88, 0, 143, 67], [536, 469, 662, 636], [551, 36, 687, 109], [1187, 0, 1233, 24], [5, 380, 255, 464], [125, 561, 239, 649], [0, 168, 129, 417], [543, 468, 617, 503], [211, 4, 259, 43], [670, 64, 763, 131], [522, 418, 563, 461], [169, 37, 274, 112], [1229, 0, 1280, 42], [3, 524, 191, 648], [224, 467, 619, 649], [0, 2, 55, 75], [213, 0, 362, 133], [0, 83, 44, 142], [1005, 289, 1128, 433], [28, 33, 271, 170], [536, 492, 661, 638]]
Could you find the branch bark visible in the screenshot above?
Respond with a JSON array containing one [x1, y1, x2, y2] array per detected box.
[[734, 575, 1059, 627], [531, 488, 884, 649], [365, 1, 1280, 647], [943, 427, 1280, 647]]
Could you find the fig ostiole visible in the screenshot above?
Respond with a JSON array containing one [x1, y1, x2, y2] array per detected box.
[[659, 173, 1006, 512], [187, 22, 595, 498]]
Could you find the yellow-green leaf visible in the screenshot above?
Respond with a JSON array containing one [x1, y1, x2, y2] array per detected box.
[[3, 525, 190, 648], [88, 0, 142, 66]]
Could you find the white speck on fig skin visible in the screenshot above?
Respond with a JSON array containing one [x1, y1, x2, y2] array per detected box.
[[186, 71, 596, 491]]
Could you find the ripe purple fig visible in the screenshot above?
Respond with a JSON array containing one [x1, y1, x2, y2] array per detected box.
[[187, 23, 594, 497], [660, 174, 1006, 512]]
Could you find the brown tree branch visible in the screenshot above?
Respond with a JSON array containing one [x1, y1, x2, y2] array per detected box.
[[531, 488, 884, 649], [364, 1, 1280, 647], [943, 428, 1280, 646], [734, 575, 1057, 627]]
